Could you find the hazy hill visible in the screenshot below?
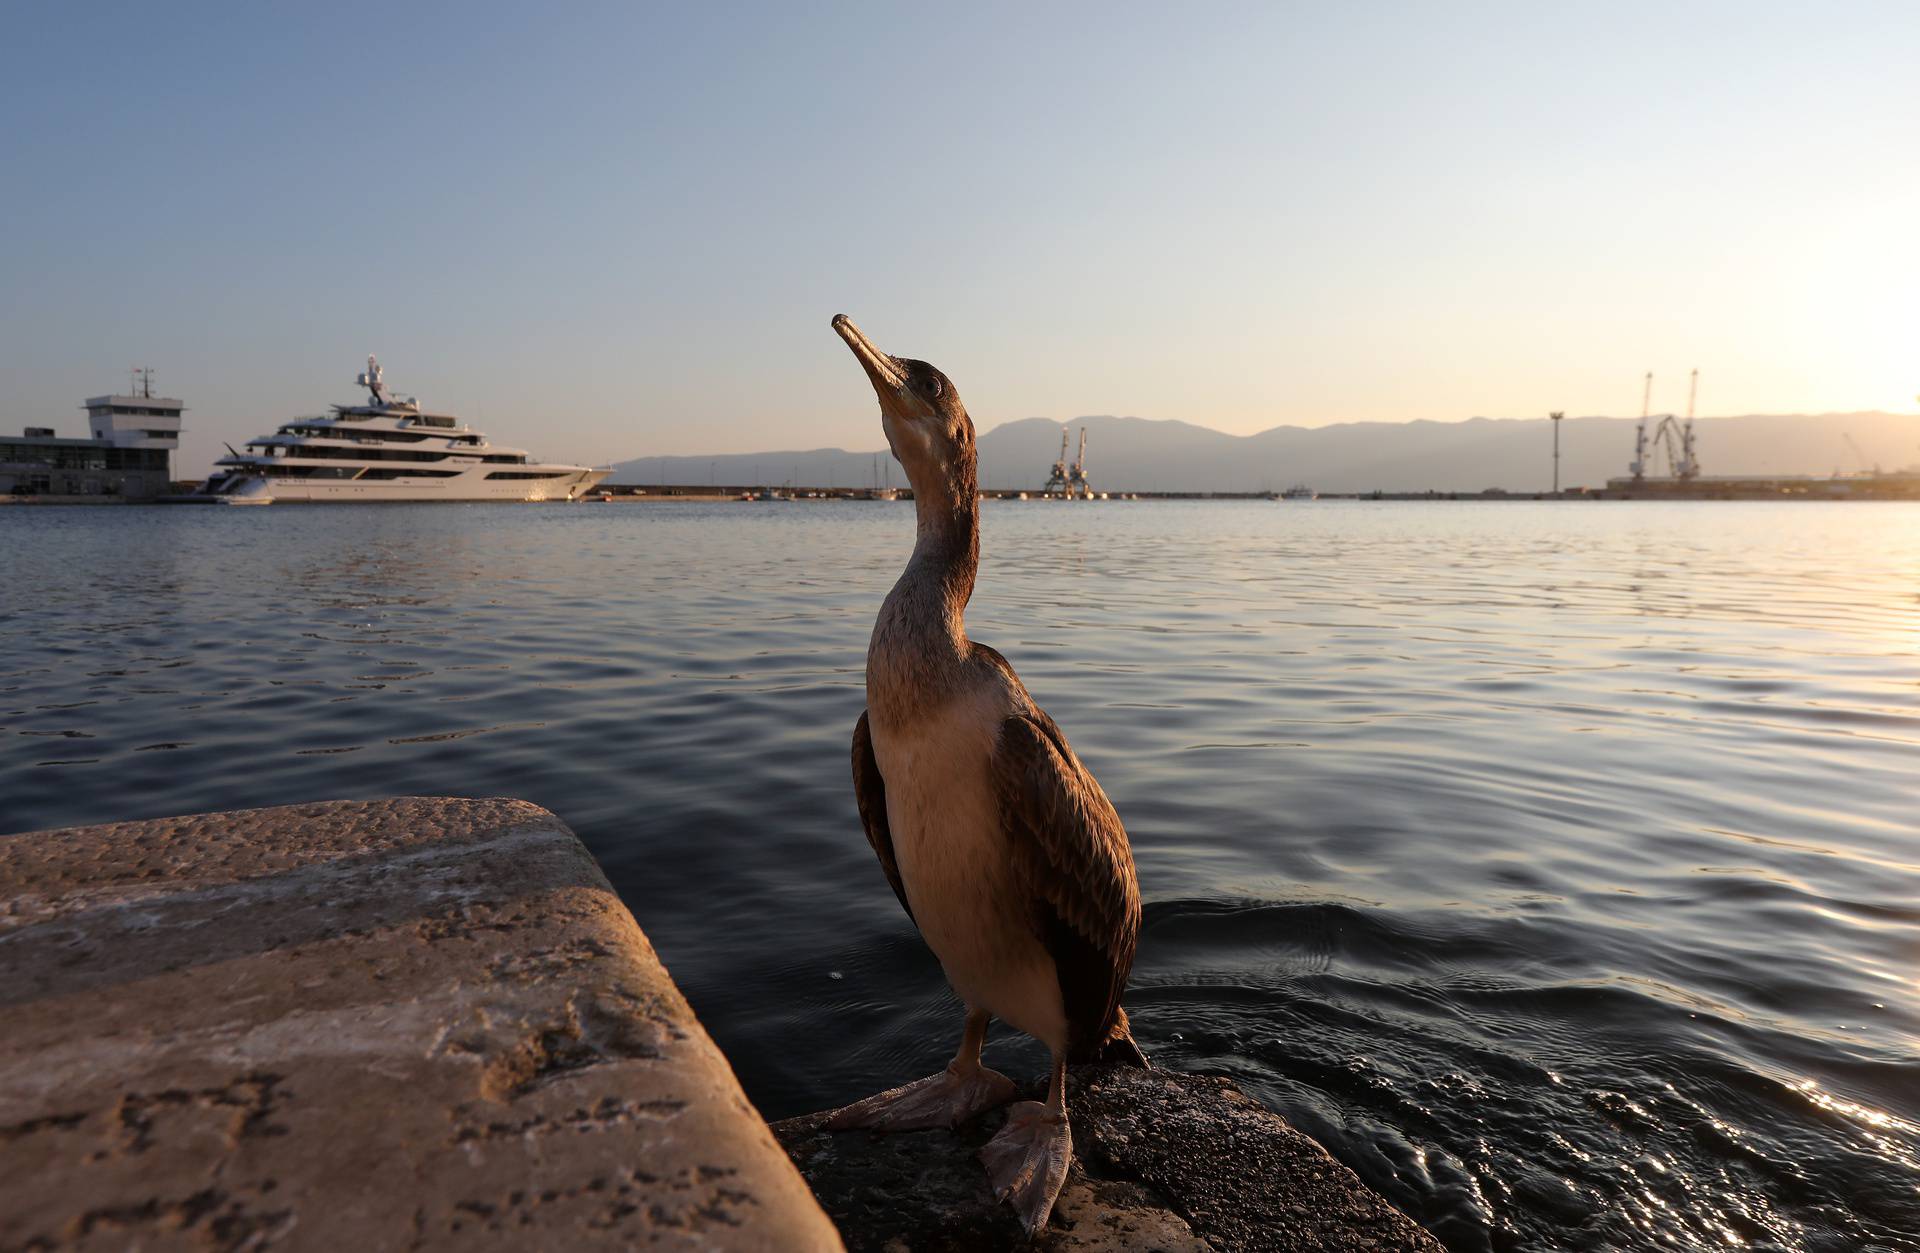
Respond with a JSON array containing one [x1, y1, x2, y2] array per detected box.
[[611, 411, 1920, 493]]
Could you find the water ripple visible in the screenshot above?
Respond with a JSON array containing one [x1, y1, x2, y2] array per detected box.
[[2, 499, 1917, 1250]]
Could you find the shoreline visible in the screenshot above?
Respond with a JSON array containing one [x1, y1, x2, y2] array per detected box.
[[2, 796, 1439, 1251], [9, 478, 1917, 507]]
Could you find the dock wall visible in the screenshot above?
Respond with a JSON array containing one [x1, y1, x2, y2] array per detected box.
[[0, 797, 841, 1251]]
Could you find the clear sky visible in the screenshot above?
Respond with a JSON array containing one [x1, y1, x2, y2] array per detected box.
[[2, 2, 1915, 475]]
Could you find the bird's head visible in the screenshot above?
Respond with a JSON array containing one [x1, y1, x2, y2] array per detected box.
[[831, 314, 976, 497]]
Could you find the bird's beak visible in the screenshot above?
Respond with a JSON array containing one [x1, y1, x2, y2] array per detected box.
[[832, 314, 911, 410]]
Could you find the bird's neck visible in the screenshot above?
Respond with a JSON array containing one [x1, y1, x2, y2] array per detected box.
[[871, 450, 980, 701], [904, 446, 980, 633]]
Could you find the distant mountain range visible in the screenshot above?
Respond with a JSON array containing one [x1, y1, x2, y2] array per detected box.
[[610, 411, 1920, 493]]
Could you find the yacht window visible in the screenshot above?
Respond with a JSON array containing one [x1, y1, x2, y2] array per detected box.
[[285, 446, 453, 462]]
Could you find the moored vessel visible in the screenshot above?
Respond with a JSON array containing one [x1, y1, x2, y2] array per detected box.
[[200, 357, 607, 504]]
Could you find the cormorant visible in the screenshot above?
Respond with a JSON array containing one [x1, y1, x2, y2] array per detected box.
[[825, 314, 1146, 1235]]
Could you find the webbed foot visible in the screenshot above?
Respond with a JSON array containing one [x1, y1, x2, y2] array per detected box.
[[825, 1062, 1018, 1132], [978, 1099, 1072, 1236]]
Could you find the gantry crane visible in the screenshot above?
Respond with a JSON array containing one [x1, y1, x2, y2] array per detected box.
[[1842, 432, 1878, 476]]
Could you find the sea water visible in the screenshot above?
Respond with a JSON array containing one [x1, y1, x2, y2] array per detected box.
[[3, 500, 1915, 1250]]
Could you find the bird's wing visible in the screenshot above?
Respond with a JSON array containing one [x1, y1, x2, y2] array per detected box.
[[993, 709, 1142, 1060], [852, 709, 913, 923]]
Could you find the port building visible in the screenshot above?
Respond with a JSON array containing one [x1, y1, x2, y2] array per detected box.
[[1, 373, 182, 499]]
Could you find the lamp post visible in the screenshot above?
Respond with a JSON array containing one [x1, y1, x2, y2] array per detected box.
[[1550, 411, 1565, 495]]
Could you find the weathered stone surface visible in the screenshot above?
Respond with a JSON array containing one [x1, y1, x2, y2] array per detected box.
[[0, 797, 841, 1252], [777, 1065, 1442, 1253]]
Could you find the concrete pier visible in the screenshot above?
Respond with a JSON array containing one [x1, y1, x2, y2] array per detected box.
[[0, 797, 840, 1251]]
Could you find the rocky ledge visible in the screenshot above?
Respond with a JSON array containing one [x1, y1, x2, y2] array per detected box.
[[777, 1064, 1443, 1252]]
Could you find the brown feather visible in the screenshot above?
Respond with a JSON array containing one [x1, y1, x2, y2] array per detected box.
[[851, 710, 913, 923], [993, 710, 1144, 1063]]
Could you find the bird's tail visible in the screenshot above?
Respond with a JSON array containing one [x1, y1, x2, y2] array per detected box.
[[1094, 1006, 1150, 1068]]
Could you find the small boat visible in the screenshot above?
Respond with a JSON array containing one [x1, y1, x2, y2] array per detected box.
[[856, 455, 899, 500], [1281, 484, 1317, 501]]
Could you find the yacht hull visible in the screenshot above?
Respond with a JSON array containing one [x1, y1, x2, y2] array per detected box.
[[245, 468, 607, 503], [205, 468, 608, 504]]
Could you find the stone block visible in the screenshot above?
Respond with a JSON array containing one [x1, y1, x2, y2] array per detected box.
[[0, 797, 841, 1252]]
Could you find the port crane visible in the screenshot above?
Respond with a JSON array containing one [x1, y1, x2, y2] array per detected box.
[[1628, 369, 1701, 483], [1066, 427, 1093, 498], [1039, 426, 1095, 498], [1842, 432, 1879, 476], [1041, 429, 1072, 495]]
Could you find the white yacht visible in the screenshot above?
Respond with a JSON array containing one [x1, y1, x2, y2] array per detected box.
[[201, 356, 609, 504]]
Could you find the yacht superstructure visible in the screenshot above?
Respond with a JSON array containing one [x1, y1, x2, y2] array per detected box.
[[201, 356, 608, 504]]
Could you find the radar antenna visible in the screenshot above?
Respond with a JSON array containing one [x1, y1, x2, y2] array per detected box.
[[356, 354, 392, 406]]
